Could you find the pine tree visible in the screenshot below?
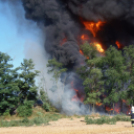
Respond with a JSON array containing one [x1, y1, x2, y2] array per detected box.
[[47, 58, 67, 83], [18, 59, 40, 104], [0, 52, 19, 115], [124, 45, 134, 105], [77, 42, 104, 112], [100, 46, 128, 114]]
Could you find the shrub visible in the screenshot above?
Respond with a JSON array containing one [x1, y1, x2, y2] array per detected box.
[[42, 103, 51, 112], [17, 101, 33, 117], [113, 115, 131, 122], [22, 117, 29, 124], [3, 109, 10, 117], [85, 116, 116, 125]]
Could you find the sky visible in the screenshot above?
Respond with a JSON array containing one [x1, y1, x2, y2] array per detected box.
[[0, 1, 44, 68]]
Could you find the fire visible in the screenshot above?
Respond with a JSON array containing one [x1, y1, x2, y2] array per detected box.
[[114, 104, 121, 113], [74, 89, 78, 92], [106, 106, 113, 112], [122, 99, 127, 103], [79, 50, 84, 55], [114, 108, 120, 113], [60, 38, 67, 46], [115, 41, 123, 49], [72, 95, 79, 101], [94, 43, 104, 53], [96, 102, 102, 106], [80, 97, 84, 102], [82, 21, 105, 37], [81, 34, 89, 40], [126, 106, 131, 114]]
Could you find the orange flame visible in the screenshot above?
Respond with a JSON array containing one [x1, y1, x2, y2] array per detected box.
[[114, 108, 120, 113], [96, 102, 102, 106], [126, 106, 131, 114], [115, 41, 123, 49], [106, 106, 113, 112], [81, 34, 89, 40], [72, 95, 79, 101], [82, 21, 105, 37], [60, 38, 67, 46], [114, 104, 120, 113], [94, 43, 104, 53], [74, 89, 78, 92], [80, 97, 84, 102], [79, 50, 84, 55], [122, 99, 127, 103]]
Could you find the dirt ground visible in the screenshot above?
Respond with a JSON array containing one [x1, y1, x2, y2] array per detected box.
[[1, 117, 134, 134]]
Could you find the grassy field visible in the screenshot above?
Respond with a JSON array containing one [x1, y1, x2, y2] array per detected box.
[[0, 106, 131, 127]]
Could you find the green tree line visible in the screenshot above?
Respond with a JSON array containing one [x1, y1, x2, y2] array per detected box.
[[1, 42, 134, 116], [77, 42, 134, 114]]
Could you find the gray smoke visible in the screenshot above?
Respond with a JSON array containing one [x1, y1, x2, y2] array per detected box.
[[21, 0, 134, 66], [4, 0, 133, 114]]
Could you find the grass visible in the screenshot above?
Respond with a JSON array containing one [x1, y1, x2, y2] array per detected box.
[[0, 106, 131, 127], [0, 107, 66, 128], [0, 116, 49, 127], [85, 114, 131, 125], [0, 113, 64, 127], [85, 116, 116, 125]]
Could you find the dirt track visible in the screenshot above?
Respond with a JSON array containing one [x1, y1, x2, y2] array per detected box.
[[1, 117, 134, 134]]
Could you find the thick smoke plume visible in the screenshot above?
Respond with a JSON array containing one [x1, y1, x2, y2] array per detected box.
[[21, 0, 134, 66], [8, 0, 133, 114]]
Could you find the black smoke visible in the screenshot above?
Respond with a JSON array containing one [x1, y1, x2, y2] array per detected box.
[[21, 0, 134, 66]]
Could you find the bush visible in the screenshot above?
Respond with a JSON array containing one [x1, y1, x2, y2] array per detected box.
[[113, 115, 131, 122], [3, 109, 10, 117], [17, 101, 33, 117], [42, 103, 51, 112], [0, 116, 49, 127], [85, 116, 116, 125], [22, 117, 29, 124]]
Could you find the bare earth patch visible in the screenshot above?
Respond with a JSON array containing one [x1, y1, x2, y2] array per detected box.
[[1, 117, 134, 134]]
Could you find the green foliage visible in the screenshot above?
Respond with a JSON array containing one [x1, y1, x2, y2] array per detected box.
[[0, 113, 64, 127], [0, 52, 19, 115], [42, 103, 51, 112], [47, 58, 67, 82], [85, 116, 116, 125], [98, 46, 129, 113], [3, 109, 10, 117], [124, 45, 134, 105], [80, 42, 97, 59], [78, 42, 104, 112], [85, 115, 130, 125], [0, 116, 49, 127], [38, 87, 52, 112], [17, 101, 33, 117], [39, 87, 49, 103], [113, 114, 130, 121], [18, 59, 40, 103]]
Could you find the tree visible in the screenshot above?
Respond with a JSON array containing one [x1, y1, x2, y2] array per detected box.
[[124, 45, 134, 105], [77, 42, 104, 112], [47, 58, 67, 92], [47, 58, 67, 83], [0, 52, 19, 115], [18, 59, 40, 104], [100, 46, 129, 114]]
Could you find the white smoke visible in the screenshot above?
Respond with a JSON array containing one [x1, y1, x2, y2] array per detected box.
[[23, 39, 89, 115], [1, 0, 90, 115]]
